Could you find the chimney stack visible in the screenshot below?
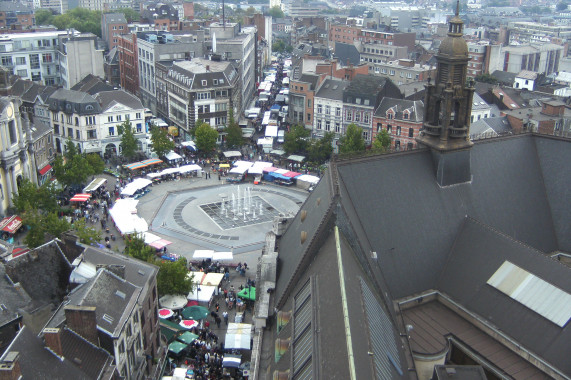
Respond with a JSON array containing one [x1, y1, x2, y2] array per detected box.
[[43, 328, 63, 357], [64, 305, 99, 346], [0, 352, 21, 380]]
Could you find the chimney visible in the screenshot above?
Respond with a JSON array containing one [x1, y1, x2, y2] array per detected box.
[[43, 328, 63, 357], [206, 65, 210, 72], [0, 352, 21, 380], [64, 305, 99, 346], [398, 59, 415, 67]]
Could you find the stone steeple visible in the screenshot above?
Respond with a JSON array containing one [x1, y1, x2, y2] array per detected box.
[[416, 0, 475, 186]]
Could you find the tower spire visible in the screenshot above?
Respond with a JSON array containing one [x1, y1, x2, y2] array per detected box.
[[455, 0, 460, 16]]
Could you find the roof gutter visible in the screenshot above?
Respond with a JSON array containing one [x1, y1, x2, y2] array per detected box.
[[335, 226, 357, 380]]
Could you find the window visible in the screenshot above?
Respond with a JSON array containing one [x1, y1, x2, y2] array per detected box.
[[317, 120, 322, 130], [307, 113, 311, 121], [29, 54, 39, 69], [109, 127, 115, 136], [387, 112, 393, 119], [67, 127, 73, 137], [136, 123, 143, 133], [76, 130, 80, 139], [356, 98, 361, 104], [325, 121, 330, 131], [66, 115, 72, 124], [1, 56, 12, 66], [85, 116, 95, 125], [335, 123, 340, 133], [197, 92, 211, 100], [307, 99, 311, 108], [325, 105, 330, 115], [347, 111, 352, 121], [7, 120, 17, 145], [389, 70, 395, 76], [117, 115, 122, 121], [119, 340, 125, 354], [54, 124, 59, 134], [363, 130, 369, 141], [16, 57, 26, 65], [336, 107, 341, 117], [201, 80, 207, 86], [355, 113, 360, 122], [42, 53, 52, 63], [213, 79, 218, 85], [403, 112, 409, 120], [396, 126, 401, 136], [387, 125, 392, 134], [87, 130, 97, 139], [364, 99, 370, 106], [364, 114, 369, 123], [395, 140, 401, 150], [300, 87, 304, 91], [17, 69, 27, 77], [108, 116, 113, 122], [377, 123, 382, 132], [409, 128, 414, 138], [317, 105, 322, 114]]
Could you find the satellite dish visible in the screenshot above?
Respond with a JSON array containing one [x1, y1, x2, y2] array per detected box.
[[212, 32, 217, 53]]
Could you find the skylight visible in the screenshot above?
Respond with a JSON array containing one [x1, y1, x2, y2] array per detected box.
[[487, 261, 571, 327], [102, 314, 114, 324]]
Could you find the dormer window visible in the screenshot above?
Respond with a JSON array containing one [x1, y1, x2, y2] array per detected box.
[[403, 111, 409, 120], [387, 111, 393, 120], [201, 80, 207, 86]]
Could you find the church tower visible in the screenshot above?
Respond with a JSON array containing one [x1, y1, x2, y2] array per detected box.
[[416, 0, 475, 186]]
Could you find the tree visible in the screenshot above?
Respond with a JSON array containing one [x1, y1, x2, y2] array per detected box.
[[12, 179, 59, 214], [557, 2, 569, 11], [284, 124, 311, 154], [372, 129, 391, 152], [194, 121, 219, 156], [35, 9, 54, 25], [124, 234, 155, 262], [308, 132, 334, 164], [149, 124, 175, 159], [49, 8, 103, 37], [268, 5, 284, 18], [119, 120, 139, 160], [157, 258, 194, 296], [22, 210, 71, 248], [115, 8, 140, 22], [73, 218, 101, 245], [474, 73, 498, 84], [245, 6, 256, 16], [53, 140, 104, 187], [339, 123, 365, 154], [224, 110, 243, 149]]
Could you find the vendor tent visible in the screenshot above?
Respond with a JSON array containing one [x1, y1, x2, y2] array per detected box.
[[225, 323, 252, 350], [193, 249, 214, 259], [181, 305, 210, 320], [296, 174, 320, 190], [159, 294, 188, 310], [178, 164, 202, 174], [287, 155, 305, 163], [265, 125, 278, 138], [248, 161, 272, 175], [109, 199, 148, 235], [257, 137, 273, 145], [270, 149, 285, 156], [83, 178, 106, 193], [121, 178, 152, 196], [222, 355, 242, 368], [181, 141, 196, 151], [168, 341, 187, 355], [201, 273, 224, 287], [0, 216, 22, 234], [150, 239, 172, 250], [124, 158, 163, 170], [165, 151, 182, 161], [177, 331, 198, 344], [223, 151, 242, 158], [212, 251, 233, 261], [187, 285, 216, 303], [142, 232, 161, 244], [237, 287, 256, 301], [70, 193, 91, 202]]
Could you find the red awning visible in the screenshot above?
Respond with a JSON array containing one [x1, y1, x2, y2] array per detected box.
[[0, 216, 23, 234], [38, 164, 52, 176], [70, 193, 92, 202]]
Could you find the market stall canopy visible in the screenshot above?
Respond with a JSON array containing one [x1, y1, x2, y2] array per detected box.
[[201, 273, 224, 287], [121, 178, 152, 196], [179, 320, 199, 329], [178, 164, 202, 174], [223, 151, 242, 158], [237, 287, 256, 301], [160, 168, 180, 175], [270, 149, 285, 156], [263, 166, 278, 173], [159, 294, 188, 310], [124, 158, 163, 170], [225, 323, 252, 350], [83, 178, 107, 193], [70, 193, 91, 202], [219, 164, 230, 168], [222, 354, 242, 368], [165, 151, 183, 161], [109, 199, 148, 235], [229, 165, 249, 175], [0, 216, 22, 234], [38, 164, 52, 176], [257, 137, 273, 145], [146, 173, 162, 179], [296, 174, 320, 184], [181, 141, 196, 151], [142, 232, 161, 244], [177, 331, 198, 344], [282, 171, 301, 178], [186, 285, 216, 303], [187, 271, 204, 284], [193, 249, 215, 259], [158, 308, 174, 319], [248, 161, 272, 175], [168, 341, 188, 354], [150, 239, 172, 250], [265, 125, 278, 138], [287, 155, 305, 163], [181, 305, 210, 320], [212, 251, 233, 261]]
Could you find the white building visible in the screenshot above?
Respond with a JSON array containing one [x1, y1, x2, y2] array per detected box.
[[513, 70, 537, 91], [0, 97, 35, 216], [57, 33, 104, 89], [313, 78, 350, 142], [0, 30, 71, 86], [470, 93, 492, 123]]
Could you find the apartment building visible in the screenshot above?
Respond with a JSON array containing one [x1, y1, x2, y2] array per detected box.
[[118, 33, 139, 96], [312, 78, 350, 141], [0, 2, 34, 31], [165, 58, 239, 133], [329, 24, 415, 50], [367, 59, 435, 85], [57, 33, 104, 89], [496, 43, 563, 75], [508, 21, 571, 44], [101, 12, 128, 51], [372, 97, 424, 150], [359, 41, 408, 63]]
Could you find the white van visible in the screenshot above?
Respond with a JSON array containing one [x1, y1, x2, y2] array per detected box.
[[277, 130, 285, 144]]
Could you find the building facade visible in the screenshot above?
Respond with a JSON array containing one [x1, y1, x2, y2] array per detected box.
[[101, 13, 128, 51], [373, 97, 424, 150], [118, 33, 140, 97], [57, 33, 104, 90], [495, 43, 563, 75], [312, 78, 349, 142], [0, 2, 34, 31], [366, 59, 436, 85]]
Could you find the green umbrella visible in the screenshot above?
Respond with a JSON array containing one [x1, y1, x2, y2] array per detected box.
[[177, 331, 199, 344], [181, 305, 210, 320], [168, 341, 188, 354], [237, 287, 256, 301]]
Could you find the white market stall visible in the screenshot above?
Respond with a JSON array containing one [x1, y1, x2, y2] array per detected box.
[[265, 125, 278, 138], [225, 323, 252, 350], [109, 199, 148, 235], [187, 285, 217, 303], [257, 137, 274, 153], [121, 178, 152, 197], [178, 164, 202, 175], [193, 250, 215, 259], [165, 151, 183, 163], [248, 161, 272, 175], [223, 151, 242, 158], [83, 178, 107, 193], [296, 174, 320, 190]]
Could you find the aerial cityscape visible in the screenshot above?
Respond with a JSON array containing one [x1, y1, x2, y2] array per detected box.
[[0, 0, 570, 379]]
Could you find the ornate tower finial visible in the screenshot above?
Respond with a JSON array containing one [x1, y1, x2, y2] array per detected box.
[[456, 0, 460, 16]]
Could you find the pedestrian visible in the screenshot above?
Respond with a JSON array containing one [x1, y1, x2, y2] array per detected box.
[[215, 317, 221, 328], [223, 311, 228, 325]]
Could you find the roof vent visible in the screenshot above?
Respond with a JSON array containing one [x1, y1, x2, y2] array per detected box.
[[445, 367, 456, 375], [115, 290, 126, 299], [138, 270, 145, 276], [73, 357, 82, 365], [102, 314, 114, 324]]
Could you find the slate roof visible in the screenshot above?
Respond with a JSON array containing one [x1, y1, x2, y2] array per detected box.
[[0, 264, 32, 328], [30, 120, 53, 140], [297, 73, 319, 90], [94, 90, 144, 112], [470, 116, 511, 138], [333, 42, 360, 66], [374, 97, 424, 122], [314, 78, 350, 101], [0, 2, 31, 12], [63, 269, 141, 337], [58, 327, 115, 379], [102, 13, 127, 24], [437, 217, 571, 376], [2, 326, 112, 380], [71, 75, 114, 95], [343, 74, 401, 103], [471, 93, 490, 111], [48, 89, 102, 115], [491, 70, 516, 86]]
